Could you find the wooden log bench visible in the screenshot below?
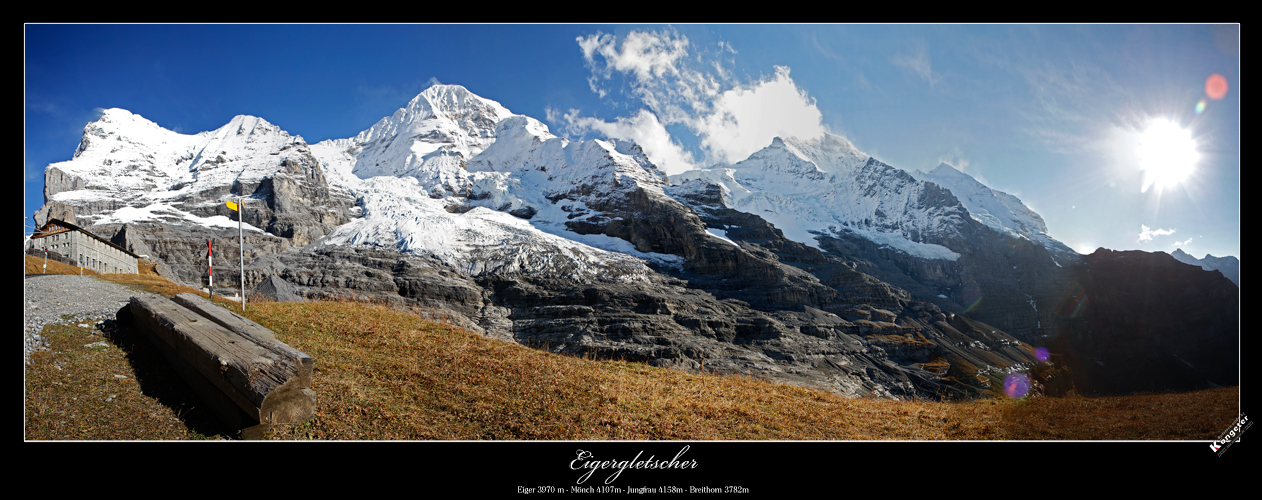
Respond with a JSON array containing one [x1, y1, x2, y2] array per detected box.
[[117, 292, 315, 435]]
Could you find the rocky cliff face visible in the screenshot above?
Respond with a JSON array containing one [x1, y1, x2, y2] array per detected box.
[[1048, 249, 1239, 395], [39, 108, 358, 289], [669, 151, 1076, 346], [915, 162, 1081, 265], [222, 245, 1062, 400]]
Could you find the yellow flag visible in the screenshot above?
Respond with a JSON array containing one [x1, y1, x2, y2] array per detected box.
[[226, 200, 239, 211]]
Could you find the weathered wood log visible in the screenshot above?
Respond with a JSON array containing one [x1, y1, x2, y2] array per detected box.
[[118, 292, 315, 432]]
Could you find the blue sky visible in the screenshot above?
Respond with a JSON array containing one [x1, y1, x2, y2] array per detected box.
[[24, 24, 1240, 260]]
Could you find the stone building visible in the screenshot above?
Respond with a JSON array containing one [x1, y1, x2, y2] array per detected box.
[[28, 218, 140, 274]]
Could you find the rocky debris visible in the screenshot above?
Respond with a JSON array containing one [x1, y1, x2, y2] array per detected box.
[[251, 274, 304, 302], [24, 274, 162, 364]]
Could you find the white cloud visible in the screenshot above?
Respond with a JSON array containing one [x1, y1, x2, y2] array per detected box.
[[577, 29, 715, 120], [544, 106, 565, 125], [557, 108, 697, 175], [1137, 224, 1176, 243], [891, 45, 942, 88], [1173, 237, 1193, 247], [695, 66, 825, 165], [569, 30, 827, 170]]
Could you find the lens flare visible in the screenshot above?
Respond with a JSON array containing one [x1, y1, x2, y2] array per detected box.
[[958, 284, 983, 314], [1055, 282, 1088, 318], [1196, 99, 1207, 115], [962, 294, 983, 314], [1206, 73, 1228, 100], [1035, 347, 1050, 362], [1004, 372, 1031, 398]]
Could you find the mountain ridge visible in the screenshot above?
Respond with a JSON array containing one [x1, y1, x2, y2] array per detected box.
[[1171, 248, 1240, 287]]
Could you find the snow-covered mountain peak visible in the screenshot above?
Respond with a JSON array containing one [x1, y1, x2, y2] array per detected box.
[[467, 114, 666, 191], [1171, 248, 1240, 286], [74, 108, 184, 157], [306, 85, 681, 279], [492, 115, 560, 149], [336, 84, 517, 184], [928, 162, 971, 180], [41, 106, 347, 241], [914, 161, 1079, 263], [189, 114, 304, 171], [672, 131, 1069, 265], [353, 84, 512, 148], [90, 107, 163, 129], [84, 108, 156, 136], [56, 109, 299, 195], [777, 133, 870, 173], [1172, 248, 1202, 264], [671, 131, 968, 261], [417, 84, 513, 121], [735, 133, 871, 177]]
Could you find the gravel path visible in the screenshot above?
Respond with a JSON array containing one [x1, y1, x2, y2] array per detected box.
[[23, 274, 160, 364]]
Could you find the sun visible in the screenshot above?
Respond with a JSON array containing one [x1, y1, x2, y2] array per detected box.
[[1137, 118, 1199, 193]]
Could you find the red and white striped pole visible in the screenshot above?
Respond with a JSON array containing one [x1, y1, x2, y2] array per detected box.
[[208, 239, 214, 299]]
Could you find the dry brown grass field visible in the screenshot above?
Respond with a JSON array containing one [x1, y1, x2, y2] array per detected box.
[[23, 255, 1240, 441]]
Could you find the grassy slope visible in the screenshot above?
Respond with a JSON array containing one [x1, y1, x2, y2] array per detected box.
[[23, 256, 1241, 440]]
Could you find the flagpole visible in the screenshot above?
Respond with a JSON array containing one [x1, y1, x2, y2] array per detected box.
[[226, 196, 247, 311], [239, 195, 246, 311]]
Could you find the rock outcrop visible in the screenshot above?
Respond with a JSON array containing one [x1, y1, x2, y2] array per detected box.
[[1048, 249, 1239, 395], [33, 200, 78, 227], [251, 274, 304, 303]]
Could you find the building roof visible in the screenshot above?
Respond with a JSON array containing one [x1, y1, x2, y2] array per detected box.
[[31, 218, 141, 259]]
